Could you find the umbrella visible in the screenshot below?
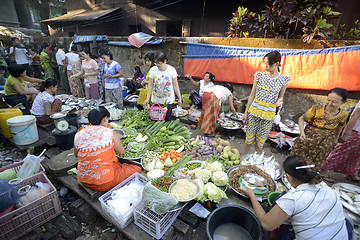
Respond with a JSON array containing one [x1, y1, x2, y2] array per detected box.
[[128, 32, 153, 48]]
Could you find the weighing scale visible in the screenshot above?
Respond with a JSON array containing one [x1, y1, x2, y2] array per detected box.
[[50, 113, 69, 132]]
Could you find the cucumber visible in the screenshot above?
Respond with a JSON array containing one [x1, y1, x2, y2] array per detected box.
[[148, 121, 161, 135], [169, 119, 179, 130], [145, 122, 157, 133], [173, 124, 182, 132], [176, 126, 188, 133], [164, 141, 176, 146], [150, 121, 165, 135]]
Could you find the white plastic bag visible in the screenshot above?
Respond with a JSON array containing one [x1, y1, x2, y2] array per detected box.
[[17, 150, 46, 179]]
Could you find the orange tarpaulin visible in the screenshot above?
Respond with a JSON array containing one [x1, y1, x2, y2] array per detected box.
[[184, 43, 360, 91]]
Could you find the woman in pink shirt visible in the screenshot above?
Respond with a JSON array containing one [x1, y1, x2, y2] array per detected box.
[[70, 48, 99, 99]]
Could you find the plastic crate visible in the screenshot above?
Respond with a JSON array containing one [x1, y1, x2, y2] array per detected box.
[[99, 172, 148, 229], [134, 200, 185, 239], [0, 172, 62, 240], [0, 161, 46, 177]]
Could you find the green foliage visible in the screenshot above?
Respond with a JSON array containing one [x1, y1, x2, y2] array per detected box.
[[226, 0, 342, 43], [333, 20, 360, 40]]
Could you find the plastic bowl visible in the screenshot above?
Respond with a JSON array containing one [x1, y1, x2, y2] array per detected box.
[[267, 191, 282, 206], [169, 179, 200, 202]]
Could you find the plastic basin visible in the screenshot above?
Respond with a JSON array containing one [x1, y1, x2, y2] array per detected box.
[[267, 191, 282, 206], [207, 205, 262, 240]]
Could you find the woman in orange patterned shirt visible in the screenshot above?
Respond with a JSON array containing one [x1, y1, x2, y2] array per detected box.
[[74, 106, 141, 191]]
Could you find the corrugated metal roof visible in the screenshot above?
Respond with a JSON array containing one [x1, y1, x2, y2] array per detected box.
[[40, 8, 121, 23]]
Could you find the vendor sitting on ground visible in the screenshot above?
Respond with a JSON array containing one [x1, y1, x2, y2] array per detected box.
[[30, 78, 62, 124], [187, 72, 215, 107], [126, 66, 145, 94], [198, 84, 236, 137], [4, 64, 44, 115], [241, 155, 351, 240], [74, 106, 141, 191]]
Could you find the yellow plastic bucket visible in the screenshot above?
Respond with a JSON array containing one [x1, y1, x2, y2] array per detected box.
[[182, 94, 192, 104], [0, 108, 23, 138]]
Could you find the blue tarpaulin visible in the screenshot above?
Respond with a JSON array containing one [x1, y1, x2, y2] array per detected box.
[[73, 35, 108, 43], [107, 39, 163, 47]]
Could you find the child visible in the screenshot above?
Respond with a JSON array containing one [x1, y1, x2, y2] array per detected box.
[[126, 66, 145, 94], [242, 50, 290, 155], [143, 52, 182, 121], [30, 78, 62, 124]]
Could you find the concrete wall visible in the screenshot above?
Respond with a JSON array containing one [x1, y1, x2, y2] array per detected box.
[[34, 36, 360, 121], [0, 0, 20, 27]]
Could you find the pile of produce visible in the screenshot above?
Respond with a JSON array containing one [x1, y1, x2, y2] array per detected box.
[[151, 176, 176, 193], [118, 109, 153, 130], [169, 179, 199, 201], [121, 148, 147, 159], [228, 165, 276, 199], [209, 137, 240, 156], [144, 120, 192, 152], [183, 136, 217, 160]]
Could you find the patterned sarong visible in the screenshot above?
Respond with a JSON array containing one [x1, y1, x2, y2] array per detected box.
[[197, 92, 220, 135], [321, 130, 360, 176]]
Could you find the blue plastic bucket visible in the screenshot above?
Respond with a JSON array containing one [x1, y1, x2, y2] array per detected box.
[[7, 115, 39, 145], [122, 87, 128, 98]]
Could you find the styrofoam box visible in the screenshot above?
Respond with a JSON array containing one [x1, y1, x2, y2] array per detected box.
[[99, 172, 148, 229], [134, 200, 185, 239]]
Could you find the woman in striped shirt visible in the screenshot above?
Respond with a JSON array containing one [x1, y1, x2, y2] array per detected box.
[[241, 155, 350, 240]]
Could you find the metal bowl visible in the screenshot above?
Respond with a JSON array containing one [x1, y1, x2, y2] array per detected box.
[[121, 127, 137, 138], [169, 179, 200, 202], [127, 141, 145, 152], [113, 129, 125, 138], [227, 165, 277, 201], [50, 112, 66, 119]]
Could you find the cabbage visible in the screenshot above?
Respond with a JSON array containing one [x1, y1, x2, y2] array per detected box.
[[205, 161, 223, 173], [194, 179, 207, 202], [211, 171, 229, 187], [194, 169, 212, 183], [204, 182, 227, 203], [0, 169, 17, 179]]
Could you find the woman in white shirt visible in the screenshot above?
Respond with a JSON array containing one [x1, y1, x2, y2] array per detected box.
[[187, 72, 215, 107], [198, 84, 236, 136], [143, 52, 182, 121], [241, 155, 350, 240], [30, 78, 62, 124]]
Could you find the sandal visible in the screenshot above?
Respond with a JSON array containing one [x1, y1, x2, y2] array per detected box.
[[344, 175, 360, 182]]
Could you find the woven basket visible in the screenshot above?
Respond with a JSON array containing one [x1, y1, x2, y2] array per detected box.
[[149, 103, 167, 121]]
